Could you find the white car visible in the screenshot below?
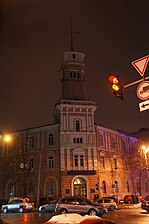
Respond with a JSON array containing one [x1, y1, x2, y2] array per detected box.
[[1, 198, 34, 213], [94, 198, 117, 211]]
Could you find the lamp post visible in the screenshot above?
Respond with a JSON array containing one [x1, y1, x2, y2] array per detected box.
[[1, 134, 12, 197], [141, 145, 149, 193]]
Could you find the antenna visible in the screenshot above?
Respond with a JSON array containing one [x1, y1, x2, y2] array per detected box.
[[70, 18, 74, 51], [64, 18, 79, 51]]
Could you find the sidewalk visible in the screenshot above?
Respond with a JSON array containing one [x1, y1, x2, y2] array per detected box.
[[117, 203, 141, 209]]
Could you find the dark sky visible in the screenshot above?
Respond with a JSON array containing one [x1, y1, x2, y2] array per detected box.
[[0, 0, 149, 133]]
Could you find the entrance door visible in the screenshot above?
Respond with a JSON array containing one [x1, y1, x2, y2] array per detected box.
[[73, 177, 87, 197]]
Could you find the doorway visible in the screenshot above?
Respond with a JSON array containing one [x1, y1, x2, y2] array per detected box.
[[73, 177, 87, 197]]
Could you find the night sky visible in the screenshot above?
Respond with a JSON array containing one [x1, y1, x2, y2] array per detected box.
[[0, 0, 149, 133]]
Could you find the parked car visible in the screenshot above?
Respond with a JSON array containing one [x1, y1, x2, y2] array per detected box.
[[55, 196, 108, 216], [0, 199, 8, 210], [101, 195, 118, 204], [94, 198, 117, 211], [141, 200, 149, 212], [39, 199, 57, 212], [1, 198, 34, 213], [144, 195, 149, 201], [45, 213, 116, 224], [123, 195, 133, 204]]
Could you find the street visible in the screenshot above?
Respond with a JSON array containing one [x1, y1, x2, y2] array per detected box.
[[0, 208, 149, 224]]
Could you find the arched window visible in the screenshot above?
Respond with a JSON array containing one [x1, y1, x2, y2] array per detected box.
[[102, 181, 106, 193], [49, 181, 54, 197], [75, 120, 80, 132]]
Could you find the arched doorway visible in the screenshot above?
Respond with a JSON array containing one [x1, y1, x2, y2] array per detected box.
[[73, 177, 87, 197]]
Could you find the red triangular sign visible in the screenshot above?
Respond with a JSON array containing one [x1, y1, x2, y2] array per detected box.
[[131, 55, 149, 76]]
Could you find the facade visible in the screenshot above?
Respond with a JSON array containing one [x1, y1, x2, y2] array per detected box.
[[0, 48, 148, 205]]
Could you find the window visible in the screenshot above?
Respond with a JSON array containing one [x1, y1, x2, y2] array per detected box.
[[49, 156, 54, 169], [75, 120, 80, 132], [74, 155, 78, 167], [9, 184, 16, 197], [74, 155, 84, 167], [29, 159, 34, 170], [126, 181, 130, 193], [99, 134, 103, 146], [145, 182, 149, 192], [122, 140, 126, 152], [124, 159, 128, 170], [115, 181, 119, 193], [77, 72, 80, 78], [80, 155, 84, 167], [29, 182, 33, 196], [101, 156, 105, 168], [111, 137, 116, 149], [49, 181, 54, 196], [102, 181, 106, 193], [29, 136, 34, 148], [10, 162, 16, 175], [73, 137, 83, 143], [48, 133, 53, 146], [114, 158, 117, 169]]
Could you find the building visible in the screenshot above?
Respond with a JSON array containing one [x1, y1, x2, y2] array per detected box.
[[0, 47, 148, 205]]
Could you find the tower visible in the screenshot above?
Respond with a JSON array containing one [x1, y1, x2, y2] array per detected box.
[[61, 51, 86, 100]]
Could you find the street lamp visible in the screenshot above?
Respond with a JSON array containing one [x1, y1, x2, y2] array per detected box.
[[141, 145, 149, 193]]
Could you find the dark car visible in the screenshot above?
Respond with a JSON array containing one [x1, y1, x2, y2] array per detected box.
[[141, 200, 149, 212], [55, 196, 108, 216], [0, 199, 8, 210]]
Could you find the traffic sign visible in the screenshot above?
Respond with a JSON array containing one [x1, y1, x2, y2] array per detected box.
[[132, 55, 149, 76], [136, 81, 149, 100], [139, 99, 149, 112]]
